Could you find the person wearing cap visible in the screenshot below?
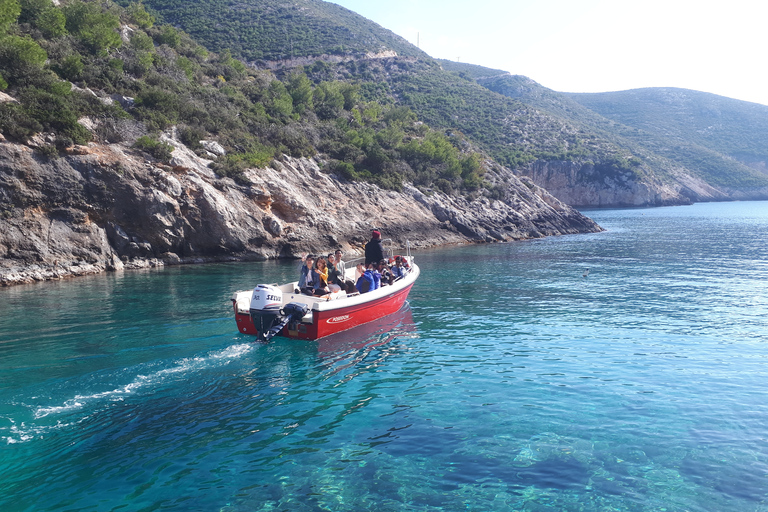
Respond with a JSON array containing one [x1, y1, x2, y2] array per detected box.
[[365, 229, 384, 265]]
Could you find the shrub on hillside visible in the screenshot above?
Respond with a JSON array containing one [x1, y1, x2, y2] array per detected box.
[[133, 134, 173, 161]]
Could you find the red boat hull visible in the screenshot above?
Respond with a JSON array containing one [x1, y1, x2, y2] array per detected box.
[[233, 281, 415, 340]]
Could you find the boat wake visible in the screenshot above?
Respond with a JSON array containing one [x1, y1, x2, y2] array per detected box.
[[1, 343, 253, 445]]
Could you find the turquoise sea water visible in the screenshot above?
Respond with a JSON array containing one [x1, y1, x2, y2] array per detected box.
[[1, 201, 768, 511]]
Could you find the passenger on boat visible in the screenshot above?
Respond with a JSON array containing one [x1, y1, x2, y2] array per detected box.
[[312, 257, 330, 296], [327, 253, 341, 285], [370, 262, 381, 290], [391, 256, 407, 280], [379, 259, 394, 286], [365, 230, 384, 265], [334, 249, 356, 293], [326, 254, 343, 293], [355, 263, 380, 293], [298, 254, 315, 294]]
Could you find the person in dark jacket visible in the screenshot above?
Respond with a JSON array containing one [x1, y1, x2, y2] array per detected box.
[[364, 230, 384, 265], [298, 254, 315, 294]]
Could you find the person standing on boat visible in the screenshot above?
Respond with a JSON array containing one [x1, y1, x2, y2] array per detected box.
[[365, 230, 384, 265]]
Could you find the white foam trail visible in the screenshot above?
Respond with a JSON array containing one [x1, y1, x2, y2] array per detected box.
[[2, 418, 76, 444], [32, 343, 253, 420]]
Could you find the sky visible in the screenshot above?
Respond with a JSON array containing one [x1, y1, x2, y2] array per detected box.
[[328, 0, 768, 106]]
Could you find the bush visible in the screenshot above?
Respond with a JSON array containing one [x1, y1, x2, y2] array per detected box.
[[35, 7, 66, 38], [0, 34, 47, 84], [130, 30, 154, 52], [62, 0, 121, 55], [333, 160, 356, 180], [133, 134, 173, 161], [51, 53, 83, 80], [0, 0, 21, 27], [0, 101, 42, 140], [126, 1, 154, 29], [178, 124, 205, 149], [154, 25, 180, 48]]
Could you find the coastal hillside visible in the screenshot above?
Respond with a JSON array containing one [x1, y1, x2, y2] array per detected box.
[[0, 138, 597, 286], [439, 60, 768, 206], [134, 0, 768, 207], [0, 0, 600, 285], [566, 88, 768, 174]]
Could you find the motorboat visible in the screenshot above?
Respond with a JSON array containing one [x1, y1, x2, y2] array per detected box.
[[232, 255, 419, 341]]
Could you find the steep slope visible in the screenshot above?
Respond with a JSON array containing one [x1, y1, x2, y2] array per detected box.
[[294, 56, 701, 207], [133, 0, 768, 207]]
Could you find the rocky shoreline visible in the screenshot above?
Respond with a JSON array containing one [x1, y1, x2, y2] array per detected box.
[[0, 136, 602, 287]]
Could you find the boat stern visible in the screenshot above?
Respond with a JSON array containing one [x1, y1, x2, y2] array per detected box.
[[232, 290, 258, 335]]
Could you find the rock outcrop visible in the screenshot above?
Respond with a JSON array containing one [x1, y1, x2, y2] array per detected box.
[[526, 160, 768, 207], [0, 138, 601, 286]]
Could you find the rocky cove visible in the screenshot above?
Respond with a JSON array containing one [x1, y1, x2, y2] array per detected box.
[[0, 135, 601, 286]]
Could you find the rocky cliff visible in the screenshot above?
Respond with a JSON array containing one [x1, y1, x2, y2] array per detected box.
[[525, 160, 768, 207], [0, 136, 602, 286]]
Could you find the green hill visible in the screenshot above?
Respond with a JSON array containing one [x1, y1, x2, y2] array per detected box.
[[0, 0, 496, 197], [116, 0, 428, 61], [130, 0, 768, 202], [450, 62, 768, 192], [3, 0, 767, 209], [566, 88, 768, 171]]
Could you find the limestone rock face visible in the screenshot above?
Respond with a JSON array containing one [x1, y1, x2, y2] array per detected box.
[[0, 140, 601, 285], [526, 160, 768, 207]]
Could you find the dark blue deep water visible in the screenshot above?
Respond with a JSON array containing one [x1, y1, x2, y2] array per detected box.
[[2, 201, 768, 511]]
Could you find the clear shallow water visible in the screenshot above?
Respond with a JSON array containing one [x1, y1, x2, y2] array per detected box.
[[1, 201, 768, 511]]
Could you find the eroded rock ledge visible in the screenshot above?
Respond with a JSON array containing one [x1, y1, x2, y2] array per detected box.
[[0, 139, 602, 286]]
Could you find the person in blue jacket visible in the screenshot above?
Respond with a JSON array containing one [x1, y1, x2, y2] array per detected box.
[[355, 263, 373, 293], [355, 263, 382, 293]]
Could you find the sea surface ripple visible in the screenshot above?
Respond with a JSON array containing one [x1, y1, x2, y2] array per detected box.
[[1, 201, 768, 511]]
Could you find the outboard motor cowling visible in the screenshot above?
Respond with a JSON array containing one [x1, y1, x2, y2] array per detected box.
[[249, 284, 283, 340]]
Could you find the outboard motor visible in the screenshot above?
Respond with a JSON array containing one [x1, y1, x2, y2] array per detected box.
[[249, 284, 283, 340], [250, 285, 311, 342], [259, 302, 311, 342]]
